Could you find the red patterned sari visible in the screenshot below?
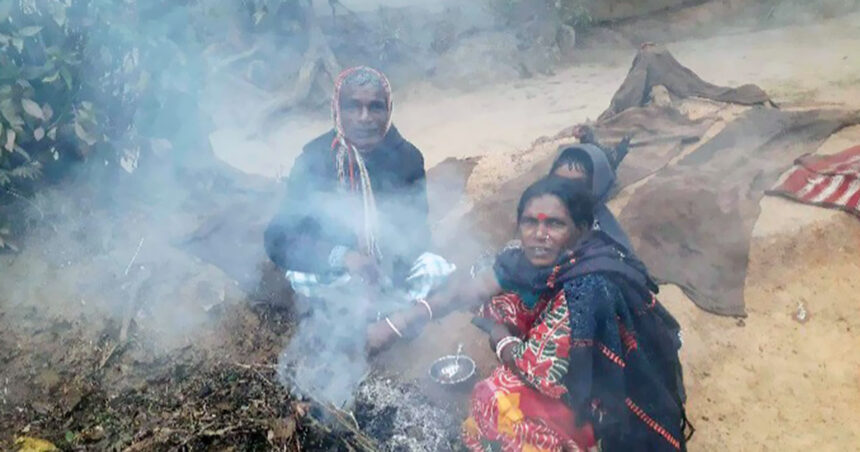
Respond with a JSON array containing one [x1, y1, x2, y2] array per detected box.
[[462, 292, 598, 452]]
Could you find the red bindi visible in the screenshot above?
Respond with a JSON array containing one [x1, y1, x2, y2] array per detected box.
[[537, 213, 548, 222]]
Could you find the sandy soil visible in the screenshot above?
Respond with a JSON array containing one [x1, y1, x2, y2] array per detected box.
[[665, 125, 860, 450]]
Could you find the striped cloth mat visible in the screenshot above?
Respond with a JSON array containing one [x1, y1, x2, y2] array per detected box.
[[767, 145, 860, 217]]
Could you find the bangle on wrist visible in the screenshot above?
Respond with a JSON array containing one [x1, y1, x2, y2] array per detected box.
[[415, 298, 433, 320], [385, 317, 403, 338], [495, 336, 522, 362]]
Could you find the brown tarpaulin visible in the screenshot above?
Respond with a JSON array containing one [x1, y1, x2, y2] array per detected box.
[[598, 44, 772, 121], [619, 107, 859, 316], [453, 45, 859, 317]]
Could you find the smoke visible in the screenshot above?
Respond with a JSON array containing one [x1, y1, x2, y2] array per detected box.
[[8, 0, 851, 441], [0, 2, 300, 351], [0, 5, 496, 425], [271, 158, 477, 408], [277, 281, 373, 408]]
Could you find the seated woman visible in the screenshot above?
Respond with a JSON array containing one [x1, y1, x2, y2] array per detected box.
[[369, 176, 689, 451], [550, 142, 635, 255], [264, 66, 453, 304], [476, 142, 636, 279]]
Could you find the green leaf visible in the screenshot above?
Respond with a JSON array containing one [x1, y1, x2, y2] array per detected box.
[[74, 121, 97, 146], [4, 128, 14, 151], [44, 45, 61, 58], [42, 72, 60, 83], [0, 99, 23, 128], [21, 98, 44, 120], [18, 26, 43, 38], [21, 62, 55, 81], [49, 2, 67, 27], [76, 108, 92, 122], [11, 37, 23, 53], [11, 161, 41, 180], [14, 145, 29, 160], [0, 0, 13, 23], [59, 67, 73, 91], [0, 33, 10, 45], [33, 126, 44, 141], [47, 127, 56, 140]]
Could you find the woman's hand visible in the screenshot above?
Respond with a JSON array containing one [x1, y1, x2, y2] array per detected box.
[[489, 322, 522, 367], [365, 304, 434, 355], [343, 250, 380, 284], [366, 320, 399, 355], [489, 323, 518, 351]]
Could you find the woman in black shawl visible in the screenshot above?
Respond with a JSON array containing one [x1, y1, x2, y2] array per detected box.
[[370, 176, 689, 451], [264, 66, 453, 303], [550, 143, 635, 255]]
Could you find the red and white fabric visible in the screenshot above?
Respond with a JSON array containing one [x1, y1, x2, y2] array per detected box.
[[767, 145, 860, 217]]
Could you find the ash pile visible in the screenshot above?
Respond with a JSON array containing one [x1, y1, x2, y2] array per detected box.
[[353, 374, 462, 451], [277, 284, 463, 450]]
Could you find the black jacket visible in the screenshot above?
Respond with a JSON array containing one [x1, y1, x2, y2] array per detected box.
[[264, 126, 430, 284]]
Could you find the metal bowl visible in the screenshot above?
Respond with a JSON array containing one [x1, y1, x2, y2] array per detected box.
[[428, 354, 476, 386]]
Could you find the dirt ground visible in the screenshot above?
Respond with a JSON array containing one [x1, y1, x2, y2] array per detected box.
[[2, 9, 860, 452]]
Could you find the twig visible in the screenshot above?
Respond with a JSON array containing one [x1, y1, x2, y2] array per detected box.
[[119, 266, 150, 343], [212, 43, 261, 73], [346, 411, 360, 430], [234, 362, 278, 370], [100, 265, 151, 370], [124, 237, 145, 276], [253, 368, 275, 386], [2, 187, 44, 221], [232, 362, 279, 386], [287, 376, 379, 452], [200, 425, 241, 437], [231, 362, 377, 450], [98, 342, 123, 370]]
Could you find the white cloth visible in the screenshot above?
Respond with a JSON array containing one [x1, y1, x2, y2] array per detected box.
[[286, 252, 455, 300]]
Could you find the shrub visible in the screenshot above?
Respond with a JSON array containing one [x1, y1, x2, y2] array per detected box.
[[484, 0, 593, 29]]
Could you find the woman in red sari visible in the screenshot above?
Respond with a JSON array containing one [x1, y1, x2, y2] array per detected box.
[[369, 176, 689, 451], [462, 177, 599, 452]]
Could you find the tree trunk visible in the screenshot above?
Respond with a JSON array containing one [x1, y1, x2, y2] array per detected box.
[[265, 0, 341, 118]]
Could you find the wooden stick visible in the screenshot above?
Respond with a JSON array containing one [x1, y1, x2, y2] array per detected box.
[[287, 376, 379, 451], [124, 237, 145, 276]]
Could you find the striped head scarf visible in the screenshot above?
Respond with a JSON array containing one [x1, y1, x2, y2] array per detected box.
[[330, 66, 393, 259]]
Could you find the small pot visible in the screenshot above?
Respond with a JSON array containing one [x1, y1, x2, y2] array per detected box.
[[428, 353, 476, 387]]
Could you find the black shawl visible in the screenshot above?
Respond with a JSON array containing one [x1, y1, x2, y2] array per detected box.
[[263, 126, 430, 284], [495, 231, 691, 451]]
